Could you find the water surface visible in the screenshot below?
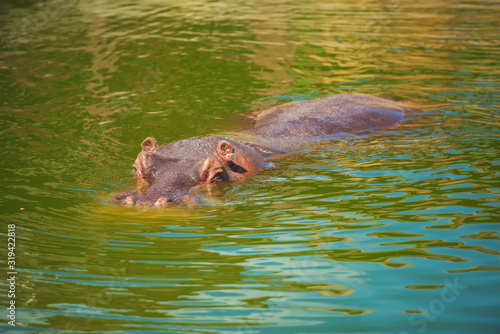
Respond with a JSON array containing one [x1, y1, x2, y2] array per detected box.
[[0, 0, 499, 333]]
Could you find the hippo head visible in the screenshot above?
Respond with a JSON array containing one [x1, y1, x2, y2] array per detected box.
[[125, 136, 265, 206]]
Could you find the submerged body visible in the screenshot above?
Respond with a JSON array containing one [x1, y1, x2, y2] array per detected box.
[[253, 94, 404, 140], [115, 94, 406, 206]]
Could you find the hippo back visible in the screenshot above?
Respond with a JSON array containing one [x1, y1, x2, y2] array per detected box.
[[253, 94, 405, 140]]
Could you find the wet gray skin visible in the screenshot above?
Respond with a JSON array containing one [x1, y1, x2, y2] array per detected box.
[[253, 94, 405, 140], [115, 136, 271, 206], [115, 94, 407, 207]]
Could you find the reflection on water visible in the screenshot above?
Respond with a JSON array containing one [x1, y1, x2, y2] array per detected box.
[[1, 0, 499, 333]]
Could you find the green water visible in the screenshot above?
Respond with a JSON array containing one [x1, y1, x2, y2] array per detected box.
[[1, 0, 499, 333]]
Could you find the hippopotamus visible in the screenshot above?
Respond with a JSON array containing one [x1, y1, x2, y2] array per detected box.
[[114, 94, 407, 206]]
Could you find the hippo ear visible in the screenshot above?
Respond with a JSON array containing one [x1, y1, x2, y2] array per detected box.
[[141, 137, 157, 152], [217, 141, 234, 163]]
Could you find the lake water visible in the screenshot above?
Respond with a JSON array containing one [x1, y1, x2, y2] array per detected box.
[[1, 0, 499, 333]]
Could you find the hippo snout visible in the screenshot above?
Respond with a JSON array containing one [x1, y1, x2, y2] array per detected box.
[[111, 193, 176, 207], [112, 189, 196, 207]]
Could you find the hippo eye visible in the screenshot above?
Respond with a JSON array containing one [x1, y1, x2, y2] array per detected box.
[[211, 171, 226, 183]]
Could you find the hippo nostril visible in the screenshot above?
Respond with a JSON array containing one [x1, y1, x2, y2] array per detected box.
[[154, 196, 173, 207], [123, 195, 137, 206]]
